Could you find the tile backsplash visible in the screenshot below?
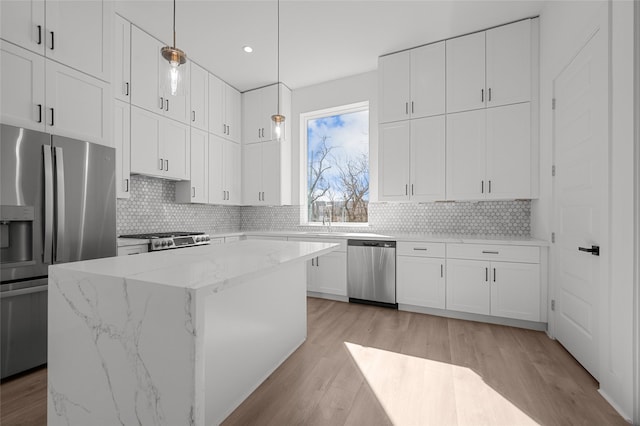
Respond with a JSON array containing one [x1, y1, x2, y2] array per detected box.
[[117, 176, 530, 237]]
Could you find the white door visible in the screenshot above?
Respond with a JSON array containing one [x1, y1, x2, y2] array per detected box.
[[225, 140, 241, 204], [485, 19, 531, 108], [446, 259, 490, 315], [242, 142, 263, 205], [113, 100, 131, 199], [160, 118, 189, 180], [190, 62, 208, 131], [226, 84, 242, 143], [0, 0, 45, 55], [552, 26, 608, 380], [378, 121, 410, 201], [397, 256, 445, 309], [45, 60, 110, 145], [446, 109, 486, 200], [209, 74, 225, 137], [315, 252, 347, 296], [130, 106, 161, 176], [378, 50, 410, 123], [113, 15, 131, 102], [208, 134, 225, 204], [0, 41, 45, 131], [131, 26, 161, 114], [261, 140, 281, 205], [242, 89, 262, 144], [45, 0, 108, 80], [410, 42, 445, 119], [189, 128, 208, 203], [485, 103, 531, 199], [446, 31, 485, 114], [411, 115, 445, 201], [490, 262, 540, 321]]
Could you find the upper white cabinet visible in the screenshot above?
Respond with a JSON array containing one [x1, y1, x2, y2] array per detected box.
[[209, 74, 241, 143], [130, 105, 190, 180], [379, 41, 445, 123], [242, 83, 290, 144], [242, 139, 291, 206], [189, 62, 208, 131], [379, 115, 446, 201], [113, 100, 131, 199], [0, 0, 111, 81], [176, 128, 209, 203], [446, 103, 531, 200], [208, 135, 241, 205], [113, 15, 131, 102], [446, 19, 531, 114], [131, 26, 190, 124]]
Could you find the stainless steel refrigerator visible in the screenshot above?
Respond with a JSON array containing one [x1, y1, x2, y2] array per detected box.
[[0, 124, 116, 378]]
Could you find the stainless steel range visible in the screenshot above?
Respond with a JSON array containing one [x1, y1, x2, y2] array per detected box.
[[119, 232, 211, 251]]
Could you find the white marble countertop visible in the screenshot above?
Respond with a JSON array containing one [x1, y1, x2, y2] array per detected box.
[[57, 240, 339, 292]]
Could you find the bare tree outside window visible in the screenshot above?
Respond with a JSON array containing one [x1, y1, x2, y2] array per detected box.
[[306, 107, 369, 223]]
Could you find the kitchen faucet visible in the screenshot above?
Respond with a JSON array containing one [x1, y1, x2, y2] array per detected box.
[[322, 207, 332, 232]]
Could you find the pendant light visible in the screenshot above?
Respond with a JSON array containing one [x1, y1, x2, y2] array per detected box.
[[271, 0, 285, 142], [161, 0, 187, 96]]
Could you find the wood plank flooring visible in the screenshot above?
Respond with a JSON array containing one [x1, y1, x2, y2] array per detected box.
[[0, 297, 627, 425]]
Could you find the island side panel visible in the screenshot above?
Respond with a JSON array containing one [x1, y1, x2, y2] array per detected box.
[[202, 261, 307, 425], [48, 267, 197, 426]]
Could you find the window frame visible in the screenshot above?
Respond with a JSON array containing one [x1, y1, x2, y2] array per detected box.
[[299, 101, 370, 226]]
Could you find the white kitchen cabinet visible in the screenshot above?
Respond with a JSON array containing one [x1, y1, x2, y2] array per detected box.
[[131, 25, 190, 124], [130, 105, 190, 180], [397, 242, 445, 309], [379, 41, 445, 123], [208, 135, 241, 205], [209, 74, 241, 143], [1, 41, 109, 145], [446, 19, 531, 114], [0, 0, 110, 81], [309, 252, 347, 296], [242, 83, 290, 144], [242, 139, 291, 206], [490, 262, 540, 321], [446, 259, 491, 315], [190, 62, 208, 131], [113, 100, 131, 199], [113, 15, 131, 102], [446, 103, 531, 200], [0, 41, 45, 131], [117, 244, 148, 256], [379, 115, 445, 201], [45, 59, 110, 145], [176, 128, 209, 203]]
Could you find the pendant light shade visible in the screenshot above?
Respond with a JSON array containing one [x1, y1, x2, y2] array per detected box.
[[161, 0, 187, 96], [271, 0, 285, 141]]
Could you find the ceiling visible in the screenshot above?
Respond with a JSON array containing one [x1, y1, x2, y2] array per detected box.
[[114, 0, 546, 93]]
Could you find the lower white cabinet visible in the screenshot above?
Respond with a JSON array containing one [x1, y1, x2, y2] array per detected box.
[[175, 128, 209, 203], [397, 255, 445, 309], [113, 100, 131, 199], [130, 105, 190, 180], [446, 257, 541, 321], [308, 251, 347, 296], [117, 244, 148, 256]]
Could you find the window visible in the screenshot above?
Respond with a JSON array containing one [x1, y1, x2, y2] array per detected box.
[[303, 102, 369, 224]]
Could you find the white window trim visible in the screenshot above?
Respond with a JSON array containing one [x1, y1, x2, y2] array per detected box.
[[299, 101, 370, 226]]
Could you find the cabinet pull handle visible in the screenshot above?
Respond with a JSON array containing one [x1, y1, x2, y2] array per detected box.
[[125, 82, 129, 96], [165, 159, 169, 171], [488, 180, 491, 193], [165, 99, 169, 111], [227, 125, 230, 135], [49, 108, 54, 126], [311, 258, 314, 266], [411, 101, 414, 114], [481, 88, 484, 103], [481, 180, 484, 194], [192, 111, 196, 122], [405, 184, 408, 195], [227, 191, 230, 200], [192, 187, 195, 198], [441, 264, 443, 278], [159, 158, 164, 170], [411, 184, 414, 196], [37, 25, 42, 45], [49, 31, 54, 50], [258, 128, 261, 138], [37, 104, 42, 123], [125, 178, 129, 192], [413, 248, 427, 251], [159, 97, 164, 110], [316, 256, 319, 267], [482, 250, 499, 254], [405, 102, 408, 115], [488, 88, 492, 102], [493, 268, 496, 282], [485, 267, 488, 282]]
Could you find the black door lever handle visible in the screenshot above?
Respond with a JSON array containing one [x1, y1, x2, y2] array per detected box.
[[578, 245, 600, 256]]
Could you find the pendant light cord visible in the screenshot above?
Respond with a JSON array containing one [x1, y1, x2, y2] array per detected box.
[[276, 0, 281, 115], [173, 0, 177, 48]]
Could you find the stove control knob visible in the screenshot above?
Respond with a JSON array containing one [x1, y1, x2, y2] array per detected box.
[[205, 236, 210, 241], [161, 240, 168, 247], [168, 241, 174, 246], [153, 241, 161, 248]]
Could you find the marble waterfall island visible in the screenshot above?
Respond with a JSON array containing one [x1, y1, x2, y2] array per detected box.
[[48, 240, 339, 426]]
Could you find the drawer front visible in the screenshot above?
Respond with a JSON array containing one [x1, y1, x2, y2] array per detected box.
[[397, 241, 445, 258], [447, 243, 540, 263], [117, 244, 148, 256], [287, 237, 347, 252]]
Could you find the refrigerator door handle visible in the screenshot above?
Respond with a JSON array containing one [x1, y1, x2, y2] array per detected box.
[[43, 146, 54, 264], [54, 146, 65, 263]]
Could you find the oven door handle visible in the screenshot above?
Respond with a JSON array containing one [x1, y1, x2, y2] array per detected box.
[[0, 285, 48, 298]]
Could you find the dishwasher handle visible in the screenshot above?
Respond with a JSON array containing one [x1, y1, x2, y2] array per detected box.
[[348, 240, 396, 248]]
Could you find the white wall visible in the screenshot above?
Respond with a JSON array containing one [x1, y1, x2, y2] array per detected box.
[[537, 0, 635, 419], [290, 71, 378, 206]]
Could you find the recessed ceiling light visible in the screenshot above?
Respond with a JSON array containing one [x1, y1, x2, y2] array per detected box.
[[243, 46, 253, 53]]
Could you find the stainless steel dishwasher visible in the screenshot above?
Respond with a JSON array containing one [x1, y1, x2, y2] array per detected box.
[[347, 240, 397, 308]]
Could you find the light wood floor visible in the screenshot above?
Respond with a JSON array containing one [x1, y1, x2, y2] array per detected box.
[[0, 297, 627, 425]]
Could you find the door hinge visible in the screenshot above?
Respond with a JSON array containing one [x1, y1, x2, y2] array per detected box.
[[552, 165, 556, 177], [552, 98, 556, 110], [551, 300, 556, 311], [551, 232, 555, 243]]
